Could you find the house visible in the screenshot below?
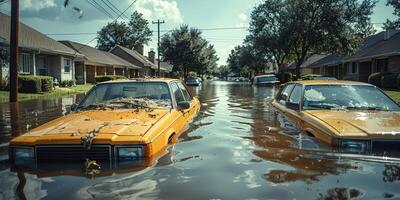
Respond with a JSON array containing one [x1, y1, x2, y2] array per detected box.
[[310, 30, 400, 82], [155, 59, 174, 77], [60, 41, 140, 84], [0, 12, 77, 83], [109, 45, 172, 77], [283, 54, 327, 75]]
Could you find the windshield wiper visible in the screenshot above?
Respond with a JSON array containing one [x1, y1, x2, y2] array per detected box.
[[107, 101, 151, 109], [306, 103, 342, 110], [345, 106, 387, 111]]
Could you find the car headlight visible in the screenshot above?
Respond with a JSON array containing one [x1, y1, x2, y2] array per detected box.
[[13, 147, 35, 164], [340, 140, 371, 153], [116, 146, 144, 161]]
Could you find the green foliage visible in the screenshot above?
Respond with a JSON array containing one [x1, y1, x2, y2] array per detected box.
[[368, 72, 391, 87], [214, 65, 231, 79], [60, 80, 75, 88], [97, 11, 152, 51], [18, 75, 42, 93], [381, 73, 399, 89], [277, 71, 293, 83], [95, 75, 127, 83], [40, 76, 54, 92], [0, 78, 8, 91], [160, 25, 219, 78], [245, 0, 376, 77], [385, 0, 400, 29]]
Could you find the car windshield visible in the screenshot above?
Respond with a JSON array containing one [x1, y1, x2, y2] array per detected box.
[[257, 76, 278, 82], [78, 82, 172, 110], [303, 85, 400, 111]]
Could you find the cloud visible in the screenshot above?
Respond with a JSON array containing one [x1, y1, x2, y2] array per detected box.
[[133, 0, 183, 24], [20, 0, 56, 11], [236, 13, 248, 27]]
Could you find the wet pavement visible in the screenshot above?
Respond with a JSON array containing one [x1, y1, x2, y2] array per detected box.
[[1, 81, 400, 200]]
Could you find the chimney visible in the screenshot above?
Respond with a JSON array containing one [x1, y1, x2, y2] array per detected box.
[[384, 29, 391, 41], [148, 49, 155, 64], [135, 45, 144, 55]]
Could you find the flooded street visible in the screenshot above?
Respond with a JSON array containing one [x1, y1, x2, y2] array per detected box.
[[1, 81, 400, 200]]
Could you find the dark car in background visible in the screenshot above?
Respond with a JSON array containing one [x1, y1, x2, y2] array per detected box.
[[186, 77, 202, 86], [253, 74, 280, 86]]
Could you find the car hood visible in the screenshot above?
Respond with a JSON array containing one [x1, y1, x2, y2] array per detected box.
[[20, 109, 169, 138], [305, 110, 400, 138]]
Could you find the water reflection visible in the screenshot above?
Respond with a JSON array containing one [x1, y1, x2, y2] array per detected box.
[[1, 81, 400, 199]]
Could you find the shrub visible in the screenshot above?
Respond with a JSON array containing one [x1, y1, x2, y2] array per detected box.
[[368, 72, 388, 87], [0, 78, 8, 91], [277, 72, 293, 83], [60, 80, 75, 88], [381, 73, 399, 89], [95, 75, 127, 83], [18, 75, 42, 93], [39, 76, 53, 92]]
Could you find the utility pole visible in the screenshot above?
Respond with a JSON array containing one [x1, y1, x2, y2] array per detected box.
[[152, 19, 165, 77], [10, 0, 19, 102]]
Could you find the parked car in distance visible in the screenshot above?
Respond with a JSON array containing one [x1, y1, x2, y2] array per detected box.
[[253, 74, 280, 86], [186, 77, 202, 86], [9, 79, 201, 165], [272, 80, 400, 153], [303, 76, 337, 80]]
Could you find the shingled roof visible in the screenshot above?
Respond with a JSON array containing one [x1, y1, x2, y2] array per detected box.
[[112, 45, 157, 68], [286, 54, 327, 69], [0, 12, 75, 56], [60, 41, 140, 69]]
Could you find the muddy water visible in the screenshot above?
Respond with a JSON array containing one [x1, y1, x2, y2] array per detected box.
[[1, 81, 400, 200]]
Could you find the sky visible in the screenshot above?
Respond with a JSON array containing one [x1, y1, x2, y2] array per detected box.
[[0, 0, 397, 66]]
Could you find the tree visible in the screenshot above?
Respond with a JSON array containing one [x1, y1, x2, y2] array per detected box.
[[97, 11, 152, 51], [160, 25, 219, 78], [246, 0, 376, 78], [227, 45, 268, 78], [385, 0, 400, 29]]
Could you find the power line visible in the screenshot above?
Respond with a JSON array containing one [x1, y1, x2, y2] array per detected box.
[[46, 26, 249, 36], [75, 0, 138, 53], [87, 0, 114, 19], [104, 0, 130, 20]]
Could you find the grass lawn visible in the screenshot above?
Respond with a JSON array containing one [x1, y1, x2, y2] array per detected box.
[[0, 84, 93, 102], [385, 90, 400, 103]]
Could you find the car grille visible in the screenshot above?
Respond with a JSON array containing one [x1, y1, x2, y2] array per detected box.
[[36, 145, 112, 161]]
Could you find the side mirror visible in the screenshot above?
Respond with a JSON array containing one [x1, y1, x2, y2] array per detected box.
[[286, 102, 300, 111], [70, 103, 78, 112], [177, 101, 190, 110]]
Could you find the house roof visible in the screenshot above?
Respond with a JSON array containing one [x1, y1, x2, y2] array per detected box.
[[310, 54, 343, 68], [112, 45, 157, 68], [155, 60, 173, 72], [60, 41, 139, 69], [344, 30, 400, 62], [0, 12, 76, 56], [286, 54, 327, 69]]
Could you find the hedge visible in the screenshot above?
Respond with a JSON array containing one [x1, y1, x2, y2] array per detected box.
[[95, 75, 127, 83], [277, 72, 293, 83], [381, 73, 399, 89], [398, 74, 400, 90], [60, 80, 75, 88], [368, 72, 387, 87], [18, 75, 53, 93]]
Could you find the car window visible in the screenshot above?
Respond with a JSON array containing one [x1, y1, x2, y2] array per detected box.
[[278, 84, 294, 104], [171, 83, 185, 103], [288, 85, 302, 104], [177, 82, 192, 101]]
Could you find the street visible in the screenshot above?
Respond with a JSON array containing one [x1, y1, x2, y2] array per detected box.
[[1, 81, 399, 199]]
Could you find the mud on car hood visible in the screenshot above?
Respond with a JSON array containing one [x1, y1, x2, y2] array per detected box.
[[12, 109, 169, 144], [305, 110, 400, 138]]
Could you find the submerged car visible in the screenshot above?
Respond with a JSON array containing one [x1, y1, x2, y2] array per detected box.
[[253, 74, 280, 86], [303, 76, 337, 80], [272, 80, 400, 153], [9, 79, 201, 165], [186, 77, 201, 86]]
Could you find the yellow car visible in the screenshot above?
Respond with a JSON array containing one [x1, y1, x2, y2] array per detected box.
[[272, 80, 400, 152], [10, 79, 200, 165]]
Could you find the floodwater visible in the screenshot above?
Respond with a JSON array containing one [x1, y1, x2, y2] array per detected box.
[[1, 81, 400, 200]]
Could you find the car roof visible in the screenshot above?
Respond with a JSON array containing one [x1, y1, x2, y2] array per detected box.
[[255, 74, 276, 78], [99, 78, 179, 85], [289, 80, 372, 86]]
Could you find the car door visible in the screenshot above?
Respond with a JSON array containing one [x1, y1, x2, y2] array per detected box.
[[285, 84, 304, 126], [171, 82, 192, 133], [274, 83, 295, 111]]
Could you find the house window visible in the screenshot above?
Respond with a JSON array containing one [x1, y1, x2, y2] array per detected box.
[[63, 58, 71, 73], [19, 53, 32, 73], [347, 62, 358, 74], [376, 58, 388, 72]]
